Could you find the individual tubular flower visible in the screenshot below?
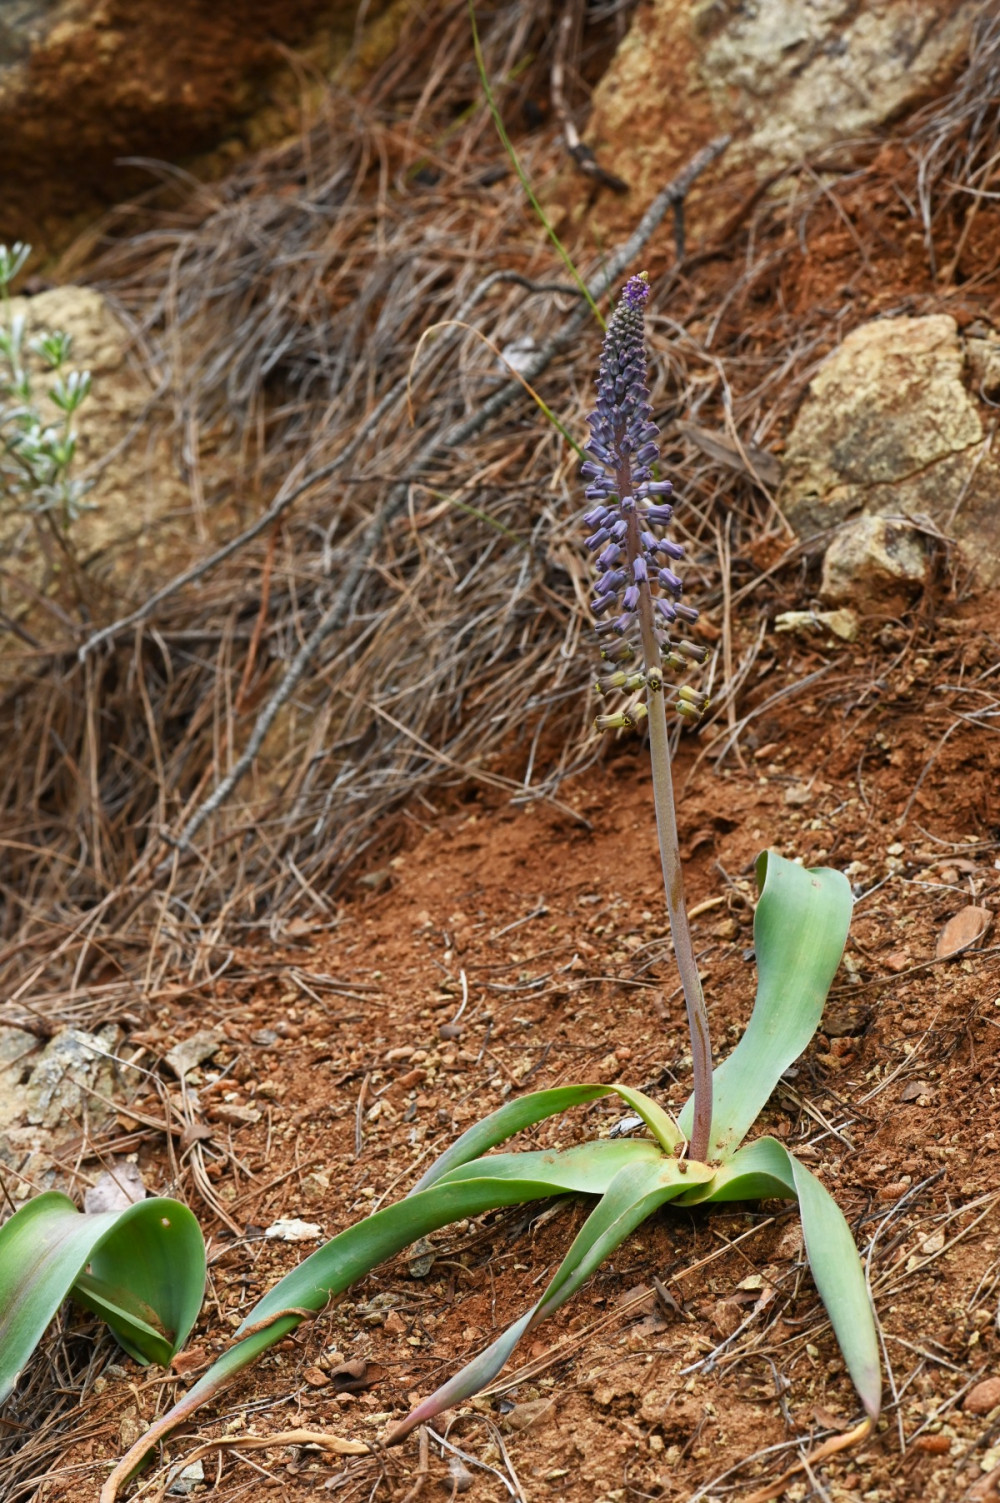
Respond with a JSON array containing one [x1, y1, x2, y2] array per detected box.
[[581, 272, 707, 725]]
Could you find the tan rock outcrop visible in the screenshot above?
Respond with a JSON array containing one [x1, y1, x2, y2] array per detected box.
[[571, 0, 978, 241], [778, 314, 1000, 585]]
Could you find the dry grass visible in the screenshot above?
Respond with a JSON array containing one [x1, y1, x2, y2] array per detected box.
[[0, 0, 998, 1035]]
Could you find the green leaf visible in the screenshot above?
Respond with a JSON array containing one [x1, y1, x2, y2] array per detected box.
[[787, 1148, 881, 1421], [390, 1152, 714, 1440], [679, 1136, 880, 1421], [0, 1192, 205, 1405], [102, 1140, 674, 1497], [680, 850, 852, 1156], [412, 1081, 680, 1193]]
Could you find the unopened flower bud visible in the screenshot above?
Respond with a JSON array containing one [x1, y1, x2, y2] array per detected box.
[[595, 704, 648, 733]]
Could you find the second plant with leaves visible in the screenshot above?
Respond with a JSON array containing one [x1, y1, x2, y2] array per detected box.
[[100, 274, 880, 1500]]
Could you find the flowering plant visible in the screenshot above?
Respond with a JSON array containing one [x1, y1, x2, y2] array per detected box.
[[95, 274, 880, 1499]]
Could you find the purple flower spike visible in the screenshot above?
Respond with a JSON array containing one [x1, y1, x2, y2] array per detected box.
[[581, 271, 706, 727]]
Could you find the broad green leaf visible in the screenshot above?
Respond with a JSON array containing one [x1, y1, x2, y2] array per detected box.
[[680, 850, 852, 1156], [434, 1138, 665, 1192], [390, 1152, 714, 1440], [0, 1192, 205, 1406], [679, 1136, 880, 1421], [102, 1140, 672, 1499], [411, 1082, 680, 1194], [675, 1134, 798, 1205]]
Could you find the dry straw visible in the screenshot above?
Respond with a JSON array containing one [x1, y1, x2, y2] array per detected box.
[[0, 2, 997, 1029]]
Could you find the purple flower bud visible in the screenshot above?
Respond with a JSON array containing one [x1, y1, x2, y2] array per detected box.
[[622, 584, 640, 611], [583, 506, 610, 528], [634, 441, 659, 465], [585, 440, 612, 463], [610, 519, 628, 541], [632, 556, 648, 583], [596, 569, 627, 595], [580, 460, 607, 481], [655, 539, 685, 561], [658, 568, 683, 595], [655, 598, 677, 624], [622, 273, 650, 308], [586, 528, 611, 550], [597, 543, 622, 569], [591, 594, 616, 616], [674, 603, 700, 624], [643, 481, 673, 496]]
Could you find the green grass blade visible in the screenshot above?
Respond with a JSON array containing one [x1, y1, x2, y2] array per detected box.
[[390, 1153, 714, 1440], [102, 1145, 672, 1498], [467, 0, 603, 327], [412, 1082, 680, 1194], [679, 1136, 880, 1420], [0, 1193, 205, 1404], [679, 850, 852, 1156]]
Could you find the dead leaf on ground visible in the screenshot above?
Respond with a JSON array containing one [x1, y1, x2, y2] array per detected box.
[[325, 1359, 382, 1393], [936, 905, 993, 958]]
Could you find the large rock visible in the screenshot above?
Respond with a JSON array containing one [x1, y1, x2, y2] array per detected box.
[[778, 314, 1000, 585], [820, 515, 930, 609], [0, 1024, 123, 1204], [565, 0, 978, 239], [0, 0, 388, 252]]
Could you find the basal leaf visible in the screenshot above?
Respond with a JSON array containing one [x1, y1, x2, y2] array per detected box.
[[390, 1152, 714, 1440], [411, 1082, 680, 1193], [101, 1139, 670, 1500], [679, 850, 852, 1156], [680, 1135, 880, 1421], [786, 1147, 881, 1421], [0, 1193, 205, 1406]]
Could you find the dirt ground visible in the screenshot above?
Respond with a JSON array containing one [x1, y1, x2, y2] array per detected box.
[[4, 8, 1000, 1501], [13, 588, 1000, 1503]]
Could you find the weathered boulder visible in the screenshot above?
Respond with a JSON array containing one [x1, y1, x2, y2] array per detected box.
[[778, 314, 1000, 586], [819, 515, 930, 608], [0, 1024, 123, 1204], [568, 0, 978, 238], [0, 0, 389, 251]]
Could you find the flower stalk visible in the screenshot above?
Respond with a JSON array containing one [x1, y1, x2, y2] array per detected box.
[[583, 272, 714, 1162]]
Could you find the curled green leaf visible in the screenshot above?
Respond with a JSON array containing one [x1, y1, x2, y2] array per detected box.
[[0, 1192, 205, 1406]]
